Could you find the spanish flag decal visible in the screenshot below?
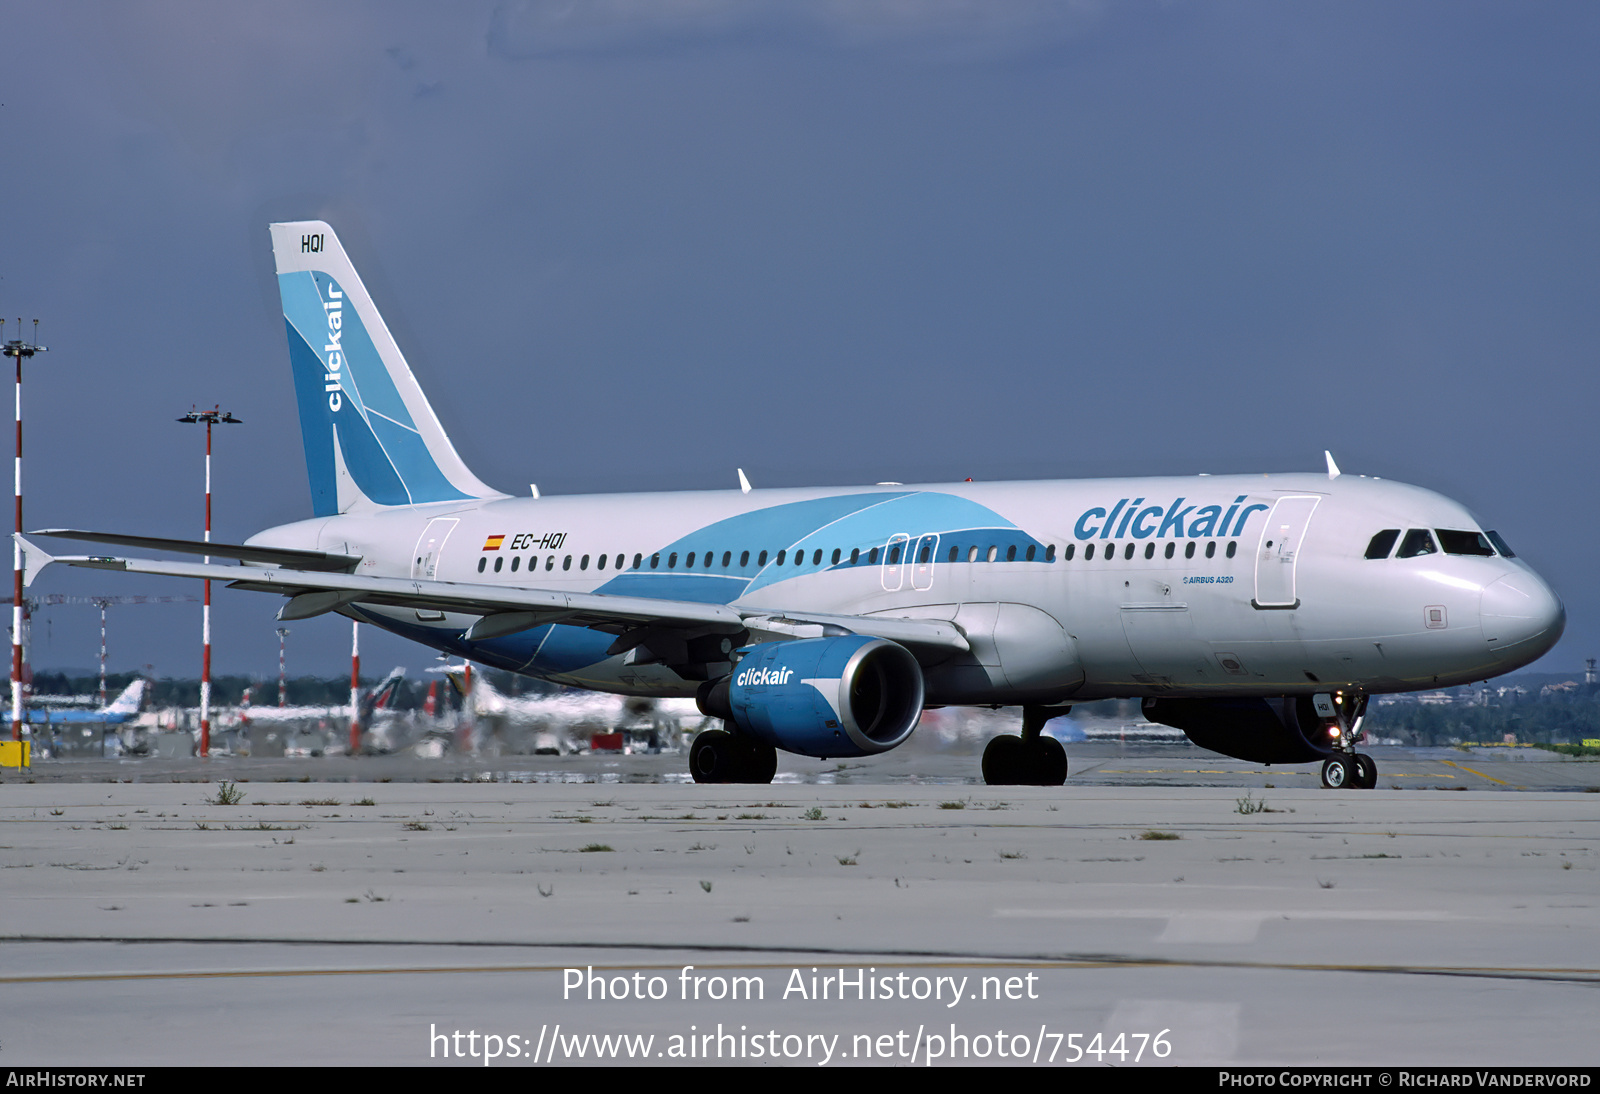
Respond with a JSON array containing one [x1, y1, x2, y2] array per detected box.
[[483, 534, 505, 551]]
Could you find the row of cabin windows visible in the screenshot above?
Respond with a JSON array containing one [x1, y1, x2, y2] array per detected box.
[[1364, 528, 1512, 561], [475, 538, 1241, 574]]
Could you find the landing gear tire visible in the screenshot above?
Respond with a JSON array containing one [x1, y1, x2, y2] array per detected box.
[[1033, 735, 1069, 785], [1320, 755, 1352, 789], [1351, 752, 1378, 790], [982, 734, 1068, 786], [689, 728, 776, 784], [982, 734, 1024, 785], [736, 738, 778, 784]]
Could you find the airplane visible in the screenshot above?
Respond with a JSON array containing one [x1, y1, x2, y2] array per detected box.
[[2, 679, 146, 726], [460, 671, 709, 754], [19, 221, 1565, 788]]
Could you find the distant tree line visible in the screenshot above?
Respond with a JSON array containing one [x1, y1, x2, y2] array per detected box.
[[1365, 695, 1600, 745]]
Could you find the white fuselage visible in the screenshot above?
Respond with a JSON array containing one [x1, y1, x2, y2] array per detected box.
[[248, 471, 1564, 706]]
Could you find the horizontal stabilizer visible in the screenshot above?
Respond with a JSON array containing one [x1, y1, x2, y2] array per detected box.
[[32, 530, 360, 573]]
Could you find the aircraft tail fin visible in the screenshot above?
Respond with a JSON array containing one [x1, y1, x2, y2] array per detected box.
[[269, 221, 503, 516], [105, 679, 145, 715]]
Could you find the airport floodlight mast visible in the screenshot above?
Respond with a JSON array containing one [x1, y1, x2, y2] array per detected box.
[[26, 594, 196, 705], [4, 320, 45, 743], [177, 406, 241, 758], [349, 620, 360, 754], [277, 627, 289, 706]]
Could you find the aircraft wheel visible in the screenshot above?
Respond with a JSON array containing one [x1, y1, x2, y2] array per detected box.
[[1028, 735, 1069, 785], [1351, 752, 1378, 790], [690, 729, 739, 783], [737, 738, 778, 784], [982, 734, 1024, 785], [1320, 755, 1352, 789]]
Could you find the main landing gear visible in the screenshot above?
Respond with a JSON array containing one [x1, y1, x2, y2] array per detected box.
[[1318, 691, 1377, 789], [982, 705, 1069, 786], [689, 728, 778, 784]]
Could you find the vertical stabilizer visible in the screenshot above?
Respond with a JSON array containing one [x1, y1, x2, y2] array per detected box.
[[270, 221, 503, 516]]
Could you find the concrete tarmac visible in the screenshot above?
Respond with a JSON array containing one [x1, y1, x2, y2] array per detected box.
[[2, 752, 1597, 1067]]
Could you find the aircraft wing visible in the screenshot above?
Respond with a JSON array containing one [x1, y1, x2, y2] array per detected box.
[[34, 529, 360, 572], [17, 536, 969, 657]]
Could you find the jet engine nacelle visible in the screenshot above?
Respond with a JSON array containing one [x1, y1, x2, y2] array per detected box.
[[1141, 696, 1334, 764], [697, 636, 924, 758]]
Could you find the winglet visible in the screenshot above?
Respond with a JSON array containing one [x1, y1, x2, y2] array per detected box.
[[1325, 450, 1341, 480], [14, 534, 55, 589], [737, 468, 752, 494]]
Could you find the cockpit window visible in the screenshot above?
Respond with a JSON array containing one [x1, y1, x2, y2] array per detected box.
[[1395, 529, 1437, 558], [1485, 530, 1515, 558], [1364, 529, 1400, 559], [1436, 529, 1496, 557]]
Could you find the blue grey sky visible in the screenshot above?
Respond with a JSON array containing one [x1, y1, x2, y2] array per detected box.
[[3, 1, 1596, 682]]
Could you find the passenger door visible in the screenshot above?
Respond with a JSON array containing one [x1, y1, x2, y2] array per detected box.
[[1253, 497, 1319, 608]]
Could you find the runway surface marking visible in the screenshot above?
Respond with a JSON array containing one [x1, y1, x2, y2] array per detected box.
[[4, 942, 1598, 985]]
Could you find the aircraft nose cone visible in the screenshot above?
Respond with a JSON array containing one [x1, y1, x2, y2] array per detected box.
[[1482, 571, 1565, 663]]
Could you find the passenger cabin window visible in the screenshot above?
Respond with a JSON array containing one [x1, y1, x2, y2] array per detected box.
[[1486, 531, 1515, 558], [948, 546, 959, 563], [723, 551, 732, 567], [1046, 544, 1057, 562], [1436, 530, 1496, 557], [1205, 542, 1216, 559], [758, 551, 769, 566], [869, 547, 879, 565], [1365, 529, 1401, 559], [1026, 545, 1036, 561], [477, 558, 486, 573], [849, 548, 859, 564], [494, 557, 503, 572], [633, 554, 643, 569], [596, 555, 606, 570], [1226, 541, 1237, 558], [740, 551, 750, 567], [1060, 544, 1071, 561], [580, 555, 589, 570], [1164, 542, 1175, 559], [1396, 529, 1437, 558], [1085, 544, 1096, 560], [832, 549, 841, 565], [1144, 543, 1154, 559], [813, 549, 822, 565], [1184, 542, 1196, 559], [1124, 543, 1135, 560], [563, 555, 573, 570]]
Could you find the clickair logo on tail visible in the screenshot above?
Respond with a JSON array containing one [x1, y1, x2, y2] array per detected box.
[[1073, 495, 1270, 541], [321, 281, 344, 412]]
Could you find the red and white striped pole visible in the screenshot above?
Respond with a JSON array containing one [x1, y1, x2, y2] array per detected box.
[[6, 321, 45, 746], [97, 601, 108, 707], [348, 620, 361, 754], [277, 627, 288, 707], [177, 408, 240, 759]]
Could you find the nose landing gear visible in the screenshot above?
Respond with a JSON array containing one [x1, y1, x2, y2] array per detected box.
[[982, 705, 1070, 785], [1316, 691, 1377, 789]]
